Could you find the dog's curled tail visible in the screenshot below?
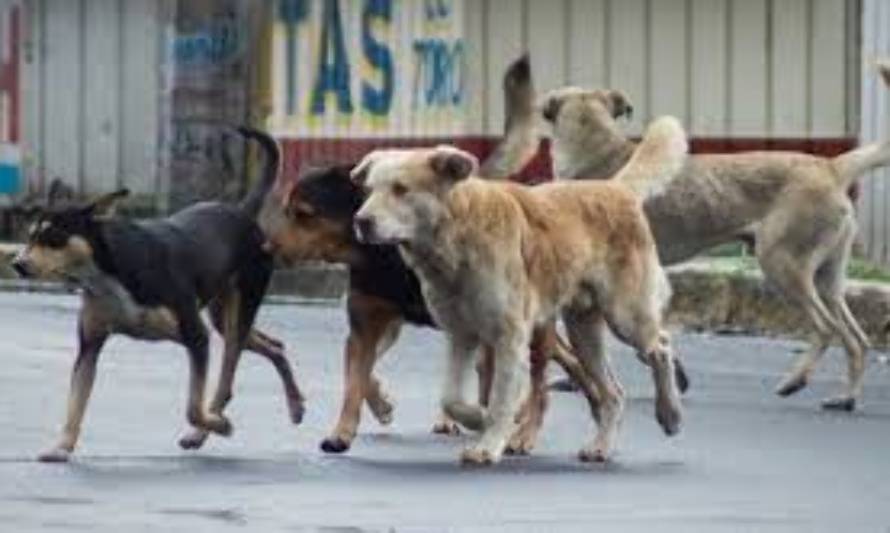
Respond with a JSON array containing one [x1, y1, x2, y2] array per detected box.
[[614, 115, 688, 199], [237, 126, 281, 218], [831, 61, 890, 189]]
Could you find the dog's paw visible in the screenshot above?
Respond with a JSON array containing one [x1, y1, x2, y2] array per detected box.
[[203, 414, 233, 437], [578, 446, 609, 463], [505, 431, 536, 456], [37, 446, 72, 463], [775, 374, 808, 397], [178, 430, 208, 450], [655, 397, 682, 437], [821, 395, 857, 412], [368, 396, 395, 426], [431, 419, 462, 436], [288, 397, 306, 426], [548, 377, 580, 393], [460, 447, 497, 467], [320, 436, 351, 454]]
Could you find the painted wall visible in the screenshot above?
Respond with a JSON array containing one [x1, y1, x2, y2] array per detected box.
[[0, 0, 19, 197], [268, 0, 862, 177], [269, 0, 469, 138]]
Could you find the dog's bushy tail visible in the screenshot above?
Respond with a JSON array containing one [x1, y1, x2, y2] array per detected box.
[[833, 141, 890, 190], [832, 62, 890, 190], [614, 115, 688, 199], [478, 54, 540, 179], [238, 126, 281, 218]]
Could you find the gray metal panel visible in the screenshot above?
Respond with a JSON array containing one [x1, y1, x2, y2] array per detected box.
[[690, 0, 729, 135], [119, 0, 158, 195], [21, 0, 41, 191], [858, 0, 890, 265], [42, 0, 82, 189], [82, 0, 120, 194]]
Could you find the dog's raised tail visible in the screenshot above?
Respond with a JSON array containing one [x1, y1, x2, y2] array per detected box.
[[832, 141, 890, 190], [831, 62, 890, 189], [614, 115, 688, 199], [237, 126, 281, 218]]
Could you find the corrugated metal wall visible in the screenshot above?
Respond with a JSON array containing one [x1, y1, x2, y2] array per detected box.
[[21, 0, 160, 197], [858, 0, 890, 265], [475, 0, 857, 138]]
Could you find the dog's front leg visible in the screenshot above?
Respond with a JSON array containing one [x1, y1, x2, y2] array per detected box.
[[180, 314, 231, 436], [441, 335, 486, 432], [461, 330, 529, 466], [38, 322, 108, 463]]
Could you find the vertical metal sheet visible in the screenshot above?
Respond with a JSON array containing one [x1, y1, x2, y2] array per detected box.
[[858, 0, 890, 265], [20, 0, 160, 199]]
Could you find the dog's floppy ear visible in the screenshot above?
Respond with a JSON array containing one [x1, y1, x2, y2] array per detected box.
[[429, 146, 478, 183], [84, 188, 129, 217], [350, 152, 380, 187], [606, 90, 634, 120]]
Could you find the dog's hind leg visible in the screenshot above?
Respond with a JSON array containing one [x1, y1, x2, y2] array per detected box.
[[761, 246, 847, 401], [321, 294, 402, 454], [506, 327, 551, 455], [814, 232, 868, 411], [564, 306, 626, 462], [38, 305, 108, 463]]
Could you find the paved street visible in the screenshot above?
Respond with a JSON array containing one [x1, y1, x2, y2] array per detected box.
[[2, 292, 890, 532]]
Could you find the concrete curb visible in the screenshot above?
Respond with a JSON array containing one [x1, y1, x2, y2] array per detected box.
[[667, 261, 890, 348], [1, 244, 888, 347]]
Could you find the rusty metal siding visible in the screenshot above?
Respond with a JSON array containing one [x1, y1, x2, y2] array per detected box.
[[19, 0, 161, 198], [857, 0, 890, 266]]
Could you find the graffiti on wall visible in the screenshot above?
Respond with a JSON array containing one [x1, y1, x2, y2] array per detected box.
[[163, 3, 251, 210], [0, 3, 19, 193], [273, 0, 467, 137]]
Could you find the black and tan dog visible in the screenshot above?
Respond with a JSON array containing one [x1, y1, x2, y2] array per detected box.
[[12, 127, 305, 462]]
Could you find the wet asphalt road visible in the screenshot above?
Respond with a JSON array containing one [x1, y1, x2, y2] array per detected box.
[[2, 292, 890, 532]]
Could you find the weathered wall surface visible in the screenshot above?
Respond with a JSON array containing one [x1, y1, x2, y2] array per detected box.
[[21, 0, 160, 200], [857, 0, 890, 266], [265, 0, 863, 182]]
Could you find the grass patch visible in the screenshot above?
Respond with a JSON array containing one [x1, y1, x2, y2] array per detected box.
[[704, 247, 890, 283]]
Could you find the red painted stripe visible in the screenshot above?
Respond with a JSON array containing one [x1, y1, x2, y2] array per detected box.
[[279, 136, 858, 185]]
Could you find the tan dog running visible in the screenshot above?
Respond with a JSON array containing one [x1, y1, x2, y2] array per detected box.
[[537, 78, 890, 411], [350, 116, 688, 465]]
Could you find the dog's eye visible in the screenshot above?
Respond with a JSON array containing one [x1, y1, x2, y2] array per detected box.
[[391, 183, 408, 197]]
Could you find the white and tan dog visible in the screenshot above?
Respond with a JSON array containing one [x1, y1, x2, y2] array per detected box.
[[350, 116, 688, 465], [536, 78, 890, 411]]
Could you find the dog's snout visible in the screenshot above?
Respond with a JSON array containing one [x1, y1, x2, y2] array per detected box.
[[11, 257, 30, 278], [354, 217, 375, 243]]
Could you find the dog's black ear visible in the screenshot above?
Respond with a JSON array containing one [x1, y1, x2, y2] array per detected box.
[[84, 188, 129, 217], [541, 94, 564, 123], [429, 146, 477, 183], [606, 90, 634, 120]]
